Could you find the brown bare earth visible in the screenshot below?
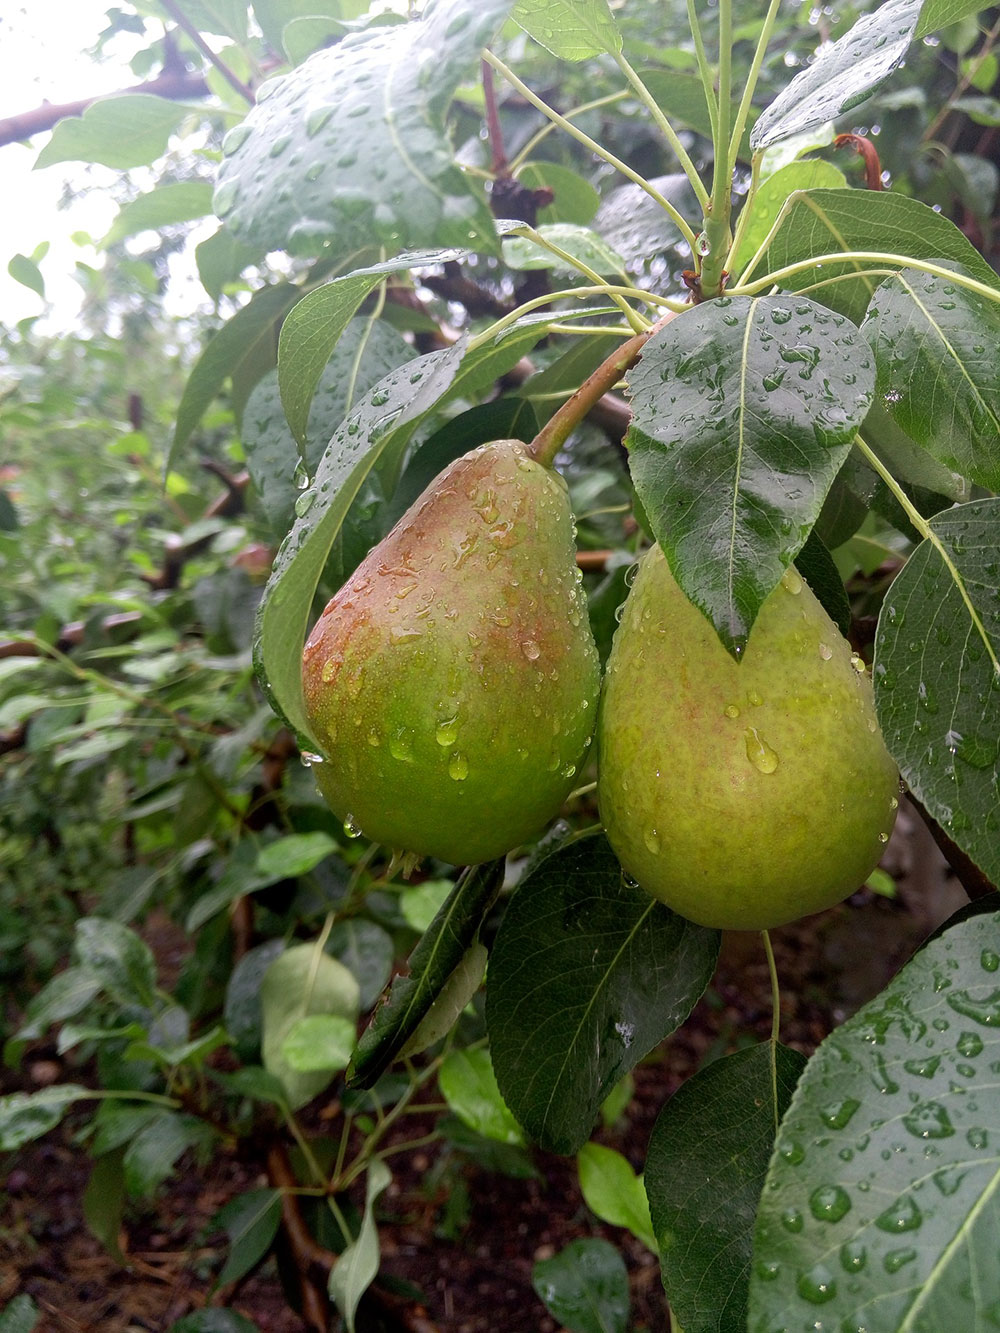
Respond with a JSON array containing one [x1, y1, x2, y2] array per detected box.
[[1, 800, 966, 1333]]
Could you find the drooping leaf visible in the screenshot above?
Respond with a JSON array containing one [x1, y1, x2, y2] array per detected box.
[[532, 1238, 630, 1333], [749, 0, 922, 152], [438, 1048, 524, 1146], [873, 497, 1000, 885], [577, 1143, 655, 1251], [729, 160, 847, 281], [347, 860, 504, 1088], [253, 338, 468, 745], [861, 266, 1000, 490], [916, 0, 986, 38], [212, 1188, 283, 1286], [0, 1085, 92, 1151], [741, 189, 1000, 324], [647, 1043, 806, 1333], [102, 182, 214, 245], [486, 832, 719, 1155], [398, 941, 488, 1058], [35, 94, 191, 170], [213, 0, 515, 259], [625, 294, 874, 655], [172, 283, 299, 463], [749, 908, 1000, 1331], [328, 1158, 391, 1333], [512, 0, 621, 60], [260, 943, 361, 1108], [73, 917, 157, 1008]]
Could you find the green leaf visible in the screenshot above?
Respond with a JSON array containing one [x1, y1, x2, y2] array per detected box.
[[950, 93, 1000, 125], [400, 880, 454, 934], [260, 942, 361, 1108], [195, 227, 256, 301], [749, 0, 922, 152], [255, 831, 337, 878], [861, 266, 1000, 490], [438, 1048, 524, 1145], [749, 908, 1000, 1331], [647, 1043, 806, 1333], [102, 182, 214, 245], [577, 1143, 655, 1251], [246, 319, 415, 526], [916, 0, 986, 38], [252, 0, 342, 54], [281, 1013, 357, 1072], [730, 160, 847, 281], [7, 254, 44, 299], [170, 1313, 260, 1333], [398, 941, 488, 1058], [515, 162, 600, 226], [512, 0, 621, 60], [862, 400, 970, 502], [328, 1157, 391, 1333], [348, 860, 505, 1088], [16, 966, 102, 1040], [486, 832, 719, 1155], [35, 94, 191, 170], [873, 497, 1000, 885], [625, 295, 875, 655], [172, 283, 298, 463], [503, 224, 625, 277], [743, 189, 1000, 324], [253, 339, 468, 747], [73, 917, 157, 1008], [282, 15, 349, 65], [0, 1085, 91, 1151], [532, 1238, 630, 1333], [214, 0, 515, 260], [213, 1188, 283, 1287], [0, 1295, 39, 1333], [795, 529, 851, 636], [592, 173, 699, 275], [123, 1111, 215, 1198], [83, 1150, 127, 1263], [637, 72, 757, 156], [328, 918, 394, 1012]]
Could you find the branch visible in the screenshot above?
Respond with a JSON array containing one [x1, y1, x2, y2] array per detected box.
[[0, 70, 211, 150]]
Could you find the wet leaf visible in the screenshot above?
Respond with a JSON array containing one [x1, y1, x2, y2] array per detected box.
[[532, 1238, 630, 1333], [328, 1158, 391, 1333], [34, 94, 190, 170], [512, 0, 621, 60]]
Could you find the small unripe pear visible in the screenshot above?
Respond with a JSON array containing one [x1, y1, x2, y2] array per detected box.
[[302, 440, 600, 865], [597, 546, 899, 930]]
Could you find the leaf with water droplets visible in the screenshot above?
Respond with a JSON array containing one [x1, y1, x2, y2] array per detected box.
[[749, 0, 922, 152], [750, 906, 1000, 1331], [873, 497, 1000, 886], [485, 831, 719, 1154], [532, 1238, 630, 1333], [625, 295, 874, 655], [862, 266, 1000, 490], [214, 0, 515, 261], [512, 0, 621, 60], [646, 1042, 806, 1333]]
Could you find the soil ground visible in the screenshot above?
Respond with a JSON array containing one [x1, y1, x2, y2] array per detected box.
[[1, 801, 969, 1333]]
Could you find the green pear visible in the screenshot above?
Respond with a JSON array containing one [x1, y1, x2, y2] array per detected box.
[[597, 545, 899, 930], [302, 439, 600, 865]]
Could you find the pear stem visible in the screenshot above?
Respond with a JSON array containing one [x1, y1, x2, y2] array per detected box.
[[528, 310, 680, 468]]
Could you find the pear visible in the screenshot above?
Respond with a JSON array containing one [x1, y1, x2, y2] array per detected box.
[[597, 545, 899, 930], [302, 440, 600, 865]]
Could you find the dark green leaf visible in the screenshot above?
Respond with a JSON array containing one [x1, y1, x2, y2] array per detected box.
[[213, 1188, 283, 1286], [647, 1043, 806, 1333], [172, 283, 298, 463], [795, 530, 851, 636], [749, 0, 922, 152], [512, 0, 621, 60], [34, 94, 190, 170], [861, 400, 970, 502], [16, 966, 102, 1040], [102, 182, 214, 245], [327, 918, 394, 1012], [625, 295, 874, 655], [256, 831, 336, 878], [170, 1313, 260, 1333], [637, 73, 757, 157], [439, 1048, 524, 1145], [486, 832, 719, 1154], [0, 1084, 89, 1151], [253, 339, 468, 747], [743, 189, 1000, 324], [7, 254, 44, 299], [73, 917, 157, 1008], [0, 1295, 39, 1333], [862, 266, 1000, 489], [749, 909, 1000, 1331], [83, 1150, 127, 1263], [214, 0, 515, 260], [347, 860, 504, 1088], [873, 497, 1000, 885], [532, 1238, 630, 1333], [328, 1158, 391, 1333], [123, 1111, 216, 1198]]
